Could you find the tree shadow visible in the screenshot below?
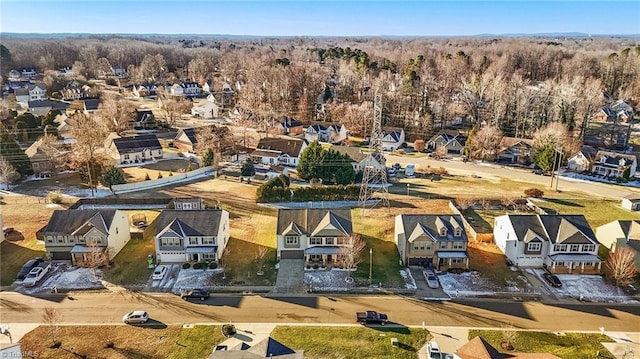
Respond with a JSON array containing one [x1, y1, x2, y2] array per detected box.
[[544, 198, 584, 207]]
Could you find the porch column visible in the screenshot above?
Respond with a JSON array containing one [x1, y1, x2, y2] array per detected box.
[[581, 262, 585, 273], [598, 261, 602, 271], [551, 261, 556, 271]]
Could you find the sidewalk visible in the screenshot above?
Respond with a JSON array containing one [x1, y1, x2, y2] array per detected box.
[[0, 323, 39, 344], [418, 326, 469, 359]]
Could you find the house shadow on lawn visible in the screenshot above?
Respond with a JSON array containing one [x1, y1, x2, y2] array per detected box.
[[543, 198, 584, 207]]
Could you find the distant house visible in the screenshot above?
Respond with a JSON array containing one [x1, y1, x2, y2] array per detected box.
[[493, 214, 601, 274], [304, 123, 348, 144], [331, 145, 384, 172], [132, 85, 158, 98], [67, 99, 100, 115], [621, 193, 640, 212], [20, 68, 37, 78], [191, 100, 219, 119], [27, 100, 53, 116], [8, 69, 21, 79], [14, 88, 30, 103], [58, 66, 74, 76], [132, 109, 156, 129], [496, 137, 534, 164], [394, 214, 469, 270], [182, 82, 202, 96], [592, 100, 635, 124], [596, 220, 640, 269], [16, 83, 47, 103], [168, 83, 184, 96], [111, 67, 126, 77], [455, 336, 561, 359], [174, 128, 198, 152], [61, 84, 96, 101], [566, 146, 598, 172], [154, 209, 230, 263], [381, 128, 405, 151], [281, 116, 304, 135], [251, 137, 307, 167], [427, 131, 467, 154], [592, 150, 637, 178], [55, 114, 75, 142], [208, 336, 303, 359], [25, 137, 61, 176], [592, 107, 616, 123], [109, 134, 163, 165], [276, 208, 353, 265], [42, 209, 130, 263]]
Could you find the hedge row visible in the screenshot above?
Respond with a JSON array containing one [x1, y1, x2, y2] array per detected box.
[[257, 181, 360, 203]]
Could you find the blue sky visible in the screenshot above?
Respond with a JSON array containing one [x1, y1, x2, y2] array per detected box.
[[1, 1, 639, 36]]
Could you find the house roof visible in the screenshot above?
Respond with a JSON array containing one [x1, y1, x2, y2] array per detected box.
[[623, 193, 640, 201], [594, 151, 636, 168], [27, 100, 52, 108], [331, 145, 366, 162], [255, 137, 306, 158], [136, 110, 154, 123], [84, 98, 100, 111], [276, 208, 352, 237], [14, 88, 29, 96], [43, 210, 117, 236], [177, 128, 197, 144], [112, 134, 162, 154], [570, 146, 598, 160], [382, 128, 403, 142], [281, 116, 303, 128], [613, 220, 640, 252], [25, 137, 61, 159], [503, 215, 597, 245], [209, 336, 303, 359], [155, 210, 225, 238], [455, 336, 561, 359], [398, 214, 468, 243], [427, 130, 460, 143], [499, 137, 534, 149]]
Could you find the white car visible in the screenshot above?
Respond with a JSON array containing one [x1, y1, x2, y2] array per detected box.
[[122, 311, 149, 324], [152, 265, 168, 280], [427, 341, 442, 359], [22, 267, 48, 287], [423, 270, 440, 289]]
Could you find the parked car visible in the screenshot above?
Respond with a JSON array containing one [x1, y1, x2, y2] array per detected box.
[[387, 167, 397, 177], [543, 273, 562, 288], [356, 311, 388, 325], [16, 258, 44, 281], [180, 288, 210, 301], [423, 270, 440, 289], [3, 227, 14, 236], [392, 163, 401, 170], [23, 267, 48, 287], [122, 311, 149, 324], [152, 265, 168, 280], [427, 341, 442, 359], [405, 164, 415, 177]]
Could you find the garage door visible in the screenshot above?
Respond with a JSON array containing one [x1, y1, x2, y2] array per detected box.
[[280, 250, 304, 259], [50, 252, 72, 260], [158, 251, 185, 263]]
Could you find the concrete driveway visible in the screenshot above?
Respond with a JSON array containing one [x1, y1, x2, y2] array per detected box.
[[273, 259, 305, 294], [410, 267, 450, 300]]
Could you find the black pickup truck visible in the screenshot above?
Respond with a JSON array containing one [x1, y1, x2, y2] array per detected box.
[[356, 311, 388, 325]]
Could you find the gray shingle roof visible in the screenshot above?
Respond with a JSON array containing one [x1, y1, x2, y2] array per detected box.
[[276, 208, 352, 236], [398, 214, 468, 242], [505, 215, 597, 245], [256, 137, 306, 158], [155, 210, 224, 237], [43, 210, 117, 235], [112, 134, 162, 154]]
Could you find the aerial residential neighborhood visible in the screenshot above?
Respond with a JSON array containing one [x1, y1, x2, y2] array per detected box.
[[0, 2, 639, 359]]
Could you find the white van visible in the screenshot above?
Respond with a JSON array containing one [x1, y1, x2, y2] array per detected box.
[[427, 341, 442, 359], [405, 164, 415, 177]]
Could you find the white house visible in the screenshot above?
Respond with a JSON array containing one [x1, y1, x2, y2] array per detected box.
[[15, 84, 47, 102], [168, 84, 184, 96], [276, 208, 353, 265], [132, 85, 158, 98], [182, 82, 201, 96], [621, 193, 640, 211], [595, 220, 640, 269], [493, 214, 601, 274], [382, 128, 405, 151], [331, 145, 384, 172], [109, 134, 163, 165], [21, 68, 37, 78], [154, 209, 230, 263], [304, 123, 348, 144], [251, 137, 307, 167], [394, 214, 469, 270], [191, 100, 219, 119], [566, 146, 597, 172], [592, 150, 637, 178], [41, 209, 130, 264]]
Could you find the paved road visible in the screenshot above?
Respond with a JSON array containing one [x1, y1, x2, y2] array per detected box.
[[385, 154, 640, 200], [1, 292, 638, 332]]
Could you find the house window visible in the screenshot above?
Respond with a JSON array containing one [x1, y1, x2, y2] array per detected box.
[[454, 228, 462, 236], [451, 258, 464, 264], [555, 261, 565, 267], [124, 154, 130, 160], [285, 236, 299, 246], [569, 244, 580, 252], [47, 238, 53, 243], [189, 238, 198, 245], [202, 253, 216, 260], [413, 243, 421, 251], [310, 237, 322, 245], [162, 238, 181, 246], [583, 244, 595, 252], [325, 237, 334, 245], [439, 228, 447, 236], [439, 242, 448, 249], [57, 236, 64, 243], [452, 242, 464, 249], [69, 238, 74, 243], [309, 254, 322, 262], [202, 237, 214, 245], [554, 244, 567, 252], [527, 242, 541, 252], [584, 262, 592, 267], [78, 237, 85, 243]]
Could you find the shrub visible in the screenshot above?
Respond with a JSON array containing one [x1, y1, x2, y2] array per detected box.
[[199, 262, 207, 270], [144, 173, 151, 181], [182, 262, 191, 269], [192, 262, 202, 269], [524, 188, 544, 198], [222, 324, 237, 337], [313, 264, 319, 270], [413, 139, 426, 152], [396, 149, 405, 155], [46, 191, 63, 204], [157, 172, 163, 179], [208, 262, 218, 269], [168, 171, 173, 177]]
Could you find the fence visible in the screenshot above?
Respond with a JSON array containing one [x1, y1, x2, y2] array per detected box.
[[111, 166, 215, 194], [69, 198, 173, 209]]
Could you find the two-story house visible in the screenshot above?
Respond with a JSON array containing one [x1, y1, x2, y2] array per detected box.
[[331, 145, 384, 172], [154, 208, 230, 263], [592, 150, 637, 178], [381, 128, 405, 151], [251, 137, 307, 167], [276, 208, 353, 265], [394, 214, 469, 270], [14, 84, 47, 103], [109, 134, 163, 165], [496, 137, 534, 164], [41, 209, 130, 264], [281, 116, 304, 135], [566, 146, 598, 172], [182, 82, 202, 96], [493, 214, 601, 274], [304, 123, 348, 144], [596, 220, 640, 270]]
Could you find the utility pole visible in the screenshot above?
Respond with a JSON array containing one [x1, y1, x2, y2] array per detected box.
[[555, 147, 563, 192], [358, 88, 389, 213]]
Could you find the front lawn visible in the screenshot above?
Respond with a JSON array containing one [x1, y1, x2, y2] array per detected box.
[[468, 330, 615, 359], [167, 325, 225, 359], [271, 326, 429, 359], [532, 198, 640, 228], [467, 241, 524, 287], [103, 223, 156, 285]]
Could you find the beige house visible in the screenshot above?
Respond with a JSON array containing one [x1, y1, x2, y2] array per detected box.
[[595, 220, 640, 269], [276, 208, 353, 266], [394, 214, 469, 270], [621, 194, 640, 211], [41, 210, 130, 264], [25, 137, 56, 176], [109, 134, 163, 165]]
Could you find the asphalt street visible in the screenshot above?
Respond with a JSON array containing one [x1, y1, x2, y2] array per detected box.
[[1, 292, 638, 332]]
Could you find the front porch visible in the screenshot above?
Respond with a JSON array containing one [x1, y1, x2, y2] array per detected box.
[[185, 246, 218, 262], [304, 246, 343, 267], [70, 245, 107, 266], [546, 254, 602, 274], [436, 251, 469, 271]]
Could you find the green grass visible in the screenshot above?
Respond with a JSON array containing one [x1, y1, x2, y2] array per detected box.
[[0, 239, 45, 286], [468, 330, 616, 359], [271, 326, 429, 359], [532, 198, 640, 228], [167, 325, 225, 359], [103, 225, 156, 285], [224, 240, 277, 285]]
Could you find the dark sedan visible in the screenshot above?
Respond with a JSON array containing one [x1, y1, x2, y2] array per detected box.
[[180, 288, 210, 301], [543, 273, 562, 288]]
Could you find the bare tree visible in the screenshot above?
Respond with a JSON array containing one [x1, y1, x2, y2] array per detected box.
[[468, 123, 503, 161], [70, 113, 107, 196], [339, 233, 366, 280], [254, 246, 270, 274], [0, 157, 20, 190], [42, 307, 62, 348], [606, 247, 638, 287], [38, 134, 66, 179], [456, 197, 476, 210], [97, 94, 136, 133], [83, 241, 109, 281], [157, 89, 192, 127]]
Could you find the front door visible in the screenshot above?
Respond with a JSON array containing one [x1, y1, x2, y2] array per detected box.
[[190, 253, 199, 261]]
